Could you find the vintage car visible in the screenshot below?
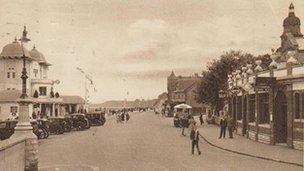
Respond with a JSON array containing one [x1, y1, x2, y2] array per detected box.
[[62, 115, 73, 132], [173, 104, 192, 128], [86, 112, 106, 126], [70, 113, 90, 130], [0, 120, 17, 140], [31, 119, 49, 139], [0, 119, 49, 140], [48, 117, 65, 135]]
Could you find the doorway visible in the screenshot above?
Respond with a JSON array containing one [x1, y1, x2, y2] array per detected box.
[[274, 91, 287, 143]]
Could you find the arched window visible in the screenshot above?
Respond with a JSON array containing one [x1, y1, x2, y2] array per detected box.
[[294, 93, 300, 119]]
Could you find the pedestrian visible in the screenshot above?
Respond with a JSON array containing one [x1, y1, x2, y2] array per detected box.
[[199, 113, 204, 125], [190, 122, 201, 155], [227, 115, 234, 138], [219, 112, 227, 139], [126, 112, 130, 122], [181, 115, 187, 136]]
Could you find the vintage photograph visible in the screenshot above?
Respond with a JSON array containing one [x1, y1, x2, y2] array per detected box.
[[0, 0, 303, 171]]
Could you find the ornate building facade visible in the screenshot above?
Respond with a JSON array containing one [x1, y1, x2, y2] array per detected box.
[[227, 3, 304, 150], [0, 27, 84, 120]]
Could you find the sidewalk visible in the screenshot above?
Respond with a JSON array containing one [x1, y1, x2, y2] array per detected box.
[[198, 123, 303, 166]]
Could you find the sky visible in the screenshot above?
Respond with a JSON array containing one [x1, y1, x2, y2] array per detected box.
[[0, 0, 303, 102]]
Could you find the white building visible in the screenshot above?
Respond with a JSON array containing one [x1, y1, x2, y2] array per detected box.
[[0, 27, 84, 120]]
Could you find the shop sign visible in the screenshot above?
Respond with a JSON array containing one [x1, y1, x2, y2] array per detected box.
[[255, 77, 276, 89]]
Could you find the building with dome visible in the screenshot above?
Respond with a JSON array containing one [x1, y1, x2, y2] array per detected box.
[[225, 3, 304, 150], [0, 27, 85, 120], [277, 3, 304, 62]]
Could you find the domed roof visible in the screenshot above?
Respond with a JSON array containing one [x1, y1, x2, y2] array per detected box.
[[283, 15, 301, 27], [0, 38, 31, 58], [29, 46, 51, 66], [29, 46, 45, 62]]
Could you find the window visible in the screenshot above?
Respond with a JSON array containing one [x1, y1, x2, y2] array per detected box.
[[33, 69, 38, 77], [259, 93, 269, 124], [295, 93, 300, 119], [12, 72, 15, 78], [7, 72, 10, 78], [39, 87, 47, 96], [10, 106, 18, 114]]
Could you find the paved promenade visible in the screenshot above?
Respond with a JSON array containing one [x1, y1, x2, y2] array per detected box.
[[196, 121, 303, 166], [38, 112, 303, 171]]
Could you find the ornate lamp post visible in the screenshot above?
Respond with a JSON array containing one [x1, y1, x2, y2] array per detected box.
[[12, 26, 38, 171]]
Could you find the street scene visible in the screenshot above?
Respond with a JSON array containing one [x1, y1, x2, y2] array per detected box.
[[38, 111, 301, 171], [0, 0, 304, 171]]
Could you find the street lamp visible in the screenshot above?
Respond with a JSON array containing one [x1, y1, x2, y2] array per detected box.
[[12, 26, 38, 171], [19, 26, 31, 98]]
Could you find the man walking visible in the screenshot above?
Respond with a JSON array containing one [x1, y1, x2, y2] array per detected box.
[[190, 122, 201, 155], [219, 112, 227, 139], [181, 115, 187, 136], [199, 113, 204, 125], [227, 115, 234, 138]]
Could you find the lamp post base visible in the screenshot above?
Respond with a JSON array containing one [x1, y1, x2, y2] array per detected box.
[[11, 98, 38, 171]]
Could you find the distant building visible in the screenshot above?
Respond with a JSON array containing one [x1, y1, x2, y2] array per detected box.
[[167, 71, 207, 115], [153, 92, 167, 114], [0, 27, 84, 120]]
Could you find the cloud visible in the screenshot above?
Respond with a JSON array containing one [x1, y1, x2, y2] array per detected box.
[[123, 48, 156, 62]]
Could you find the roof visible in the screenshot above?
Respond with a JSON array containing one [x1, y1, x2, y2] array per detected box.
[[176, 79, 197, 92], [0, 90, 21, 102], [61, 95, 85, 104], [0, 39, 32, 59], [29, 46, 51, 66], [174, 103, 192, 109], [169, 71, 175, 78]]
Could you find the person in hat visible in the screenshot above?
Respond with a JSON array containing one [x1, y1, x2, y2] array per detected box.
[[190, 122, 201, 155]]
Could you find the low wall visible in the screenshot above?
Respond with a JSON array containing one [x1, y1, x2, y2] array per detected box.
[[0, 136, 26, 171]]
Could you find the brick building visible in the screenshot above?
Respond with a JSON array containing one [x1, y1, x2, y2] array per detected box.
[[227, 3, 303, 150], [167, 71, 206, 115]]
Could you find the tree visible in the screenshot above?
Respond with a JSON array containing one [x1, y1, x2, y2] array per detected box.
[[197, 50, 271, 111]]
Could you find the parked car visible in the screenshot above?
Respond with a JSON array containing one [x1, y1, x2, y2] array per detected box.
[[48, 117, 65, 135], [62, 115, 73, 132], [0, 119, 49, 140], [86, 112, 106, 126], [31, 119, 49, 139], [70, 113, 90, 130], [0, 120, 17, 140]]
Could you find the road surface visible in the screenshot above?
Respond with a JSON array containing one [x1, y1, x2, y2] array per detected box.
[[39, 111, 302, 171]]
